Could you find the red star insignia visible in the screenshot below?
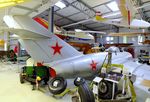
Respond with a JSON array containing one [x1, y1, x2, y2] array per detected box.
[[90, 60, 98, 71], [51, 42, 63, 55]]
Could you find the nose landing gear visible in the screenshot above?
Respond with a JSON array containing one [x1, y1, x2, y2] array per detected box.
[[48, 76, 67, 95]]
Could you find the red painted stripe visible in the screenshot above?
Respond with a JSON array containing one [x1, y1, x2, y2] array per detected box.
[[34, 17, 48, 29], [55, 34, 67, 39], [128, 10, 130, 25], [34, 17, 67, 39]]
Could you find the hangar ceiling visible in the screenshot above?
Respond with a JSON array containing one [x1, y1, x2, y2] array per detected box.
[[0, 0, 150, 32], [37, 0, 150, 31]]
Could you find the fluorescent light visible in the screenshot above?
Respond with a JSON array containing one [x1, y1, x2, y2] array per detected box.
[[11, 34, 19, 38], [55, 1, 66, 9], [107, 1, 119, 11], [138, 35, 143, 45], [106, 37, 110, 41], [3, 15, 21, 28], [75, 29, 82, 32], [103, 11, 121, 18]]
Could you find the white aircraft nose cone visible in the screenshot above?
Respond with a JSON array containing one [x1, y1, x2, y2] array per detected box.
[[131, 19, 150, 28]]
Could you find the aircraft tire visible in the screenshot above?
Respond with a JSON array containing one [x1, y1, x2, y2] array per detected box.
[[48, 76, 67, 95], [74, 77, 85, 86], [78, 81, 95, 102], [98, 80, 118, 99]]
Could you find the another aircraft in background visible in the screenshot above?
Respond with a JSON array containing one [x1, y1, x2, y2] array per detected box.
[[34, 17, 106, 43], [62, 0, 150, 28], [94, 0, 150, 28]]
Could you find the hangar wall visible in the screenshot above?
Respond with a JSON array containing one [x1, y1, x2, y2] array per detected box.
[[96, 28, 149, 45]]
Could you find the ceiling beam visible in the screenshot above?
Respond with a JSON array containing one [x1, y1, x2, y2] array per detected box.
[[143, 1, 150, 4], [135, 0, 149, 20], [92, 0, 112, 9], [134, 0, 150, 31], [56, 18, 94, 31], [26, 4, 41, 15], [15, 5, 38, 12], [61, 0, 118, 31], [54, 12, 95, 30], [55, 0, 113, 22], [27, 0, 60, 17], [78, 0, 96, 13], [63, 0, 95, 18]]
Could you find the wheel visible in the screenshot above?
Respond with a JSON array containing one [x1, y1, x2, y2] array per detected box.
[[19, 73, 24, 84], [78, 82, 95, 102], [74, 77, 85, 86], [48, 76, 67, 95], [19, 67, 25, 84], [98, 80, 118, 99]]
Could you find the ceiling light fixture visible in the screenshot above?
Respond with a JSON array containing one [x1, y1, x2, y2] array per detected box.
[[3, 15, 21, 28], [106, 1, 119, 11], [55, 1, 66, 9], [75, 29, 83, 32], [103, 11, 121, 18]]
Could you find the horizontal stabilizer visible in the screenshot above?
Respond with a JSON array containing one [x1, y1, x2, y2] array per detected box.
[[3, 28, 49, 39], [3, 15, 82, 63], [3, 15, 51, 39]]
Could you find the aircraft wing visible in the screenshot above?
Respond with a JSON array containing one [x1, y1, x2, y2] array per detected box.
[[93, 17, 150, 28], [116, 0, 150, 28], [78, 30, 106, 34], [3, 28, 50, 39], [130, 19, 150, 28], [117, 0, 128, 21], [117, 0, 136, 22], [94, 0, 150, 28]]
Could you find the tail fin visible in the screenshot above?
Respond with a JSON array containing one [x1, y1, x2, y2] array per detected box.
[[3, 15, 82, 63]]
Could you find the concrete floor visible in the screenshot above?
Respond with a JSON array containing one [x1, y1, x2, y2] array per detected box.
[[0, 62, 150, 102], [0, 62, 72, 102]]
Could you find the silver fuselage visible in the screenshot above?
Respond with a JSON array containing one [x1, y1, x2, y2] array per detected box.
[[46, 52, 132, 78]]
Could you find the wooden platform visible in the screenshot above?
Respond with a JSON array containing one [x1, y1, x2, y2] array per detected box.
[[141, 79, 150, 87]]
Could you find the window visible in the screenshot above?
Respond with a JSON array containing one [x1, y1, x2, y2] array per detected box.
[[138, 35, 143, 45], [106, 37, 114, 44]]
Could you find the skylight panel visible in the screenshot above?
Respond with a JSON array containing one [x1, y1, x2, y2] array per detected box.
[[107, 1, 119, 11], [55, 1, 66, 9]]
